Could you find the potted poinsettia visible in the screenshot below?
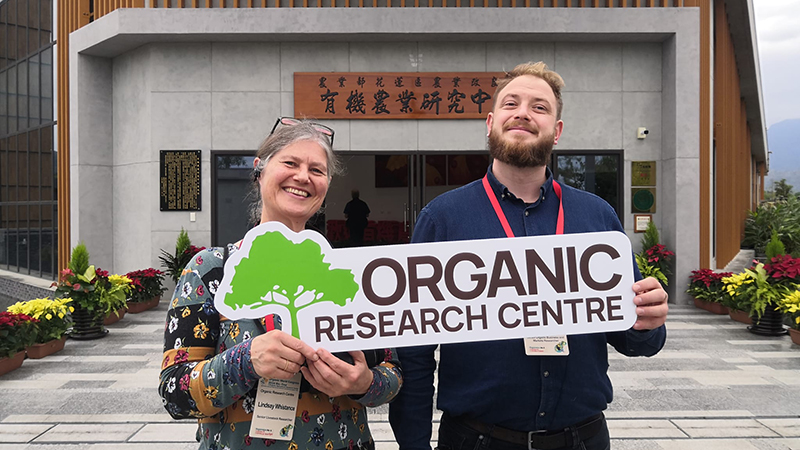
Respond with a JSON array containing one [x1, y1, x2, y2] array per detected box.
[[125, 268, 166, 313], [687, 269, 732, 314], [7, 297, 73, 358], [0, 312, 38, 376]]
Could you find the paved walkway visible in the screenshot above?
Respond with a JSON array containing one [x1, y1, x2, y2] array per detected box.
[[1, 303, 799, 449]]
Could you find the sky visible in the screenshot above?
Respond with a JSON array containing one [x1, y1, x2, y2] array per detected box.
[[752, 0, 800, 128]]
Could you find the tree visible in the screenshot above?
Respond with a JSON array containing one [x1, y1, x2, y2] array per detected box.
[[773, 178, 794, 201], [764, 178, 794, 201], [224, 231, 359, 338]]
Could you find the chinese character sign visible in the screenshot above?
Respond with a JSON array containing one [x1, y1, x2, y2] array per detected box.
[[294, 72, 503, 119]]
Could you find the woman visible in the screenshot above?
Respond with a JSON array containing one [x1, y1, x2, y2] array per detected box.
[[159, 118, 403, 450]]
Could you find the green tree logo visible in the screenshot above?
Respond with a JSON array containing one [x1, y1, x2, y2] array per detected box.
[[224, 231, 358, 338]]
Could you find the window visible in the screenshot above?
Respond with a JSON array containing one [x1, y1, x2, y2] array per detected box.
[[551, 151, 623, 221]]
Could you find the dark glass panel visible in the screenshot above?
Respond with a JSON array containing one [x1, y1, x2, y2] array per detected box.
[[594, 155, 619, 214], [41, 47, 52, 121], [0, 2, 8, 70], [556, 155, 586, 190], [5, 0, 16, 65], [214, 154, 256, 247], [28, 0, 40, 33], [15, 132, 27, 201], [0, 137, 6, 202], [41, 0, 52, 34], [0, 70, 7, 136], [17, 205, 29, 270], [0, 204, 7, 267], [29, 129, 40, 196]]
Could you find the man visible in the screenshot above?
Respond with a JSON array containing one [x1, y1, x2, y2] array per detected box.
[[389, 62, 668, 450], [344, 189, 370, 245]]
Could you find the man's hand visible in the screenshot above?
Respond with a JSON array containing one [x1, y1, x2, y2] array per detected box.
[[631, 277, 669, 330]]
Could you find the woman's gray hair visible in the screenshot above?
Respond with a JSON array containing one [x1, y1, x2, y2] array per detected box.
[[248, 121, 341, 226]]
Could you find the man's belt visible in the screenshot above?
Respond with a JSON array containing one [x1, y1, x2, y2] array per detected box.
[[451, 413, 605, 450]]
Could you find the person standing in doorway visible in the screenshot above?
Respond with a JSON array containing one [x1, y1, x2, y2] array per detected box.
[[389, 61, 669, 450], [344, 189, 370, 246]]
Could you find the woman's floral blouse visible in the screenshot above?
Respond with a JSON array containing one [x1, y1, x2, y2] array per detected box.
[[159, 246, 403, 450]]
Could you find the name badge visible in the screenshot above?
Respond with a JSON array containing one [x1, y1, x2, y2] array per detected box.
[[249, 374, 302, 440], [524, 336, 569, 356]]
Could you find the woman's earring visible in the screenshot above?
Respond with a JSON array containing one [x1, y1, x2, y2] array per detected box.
[[252, 169, 261, 183]]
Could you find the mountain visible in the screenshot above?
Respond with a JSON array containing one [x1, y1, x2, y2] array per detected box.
[[764, 118, 800, 192]]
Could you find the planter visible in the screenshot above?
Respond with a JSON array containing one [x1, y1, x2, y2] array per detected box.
[[126, 295, 161, 314], [749, 303, 788, 336], [103, 308, 126, 326], [693, 298, 728, 315], [26, 336, 67, 359], [790, 328, 800, 346], [0, 351, 25, 377], [69, 306, 108, 340], [728, 308, 752, 325]]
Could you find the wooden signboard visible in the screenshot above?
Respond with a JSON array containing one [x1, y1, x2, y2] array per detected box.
[[294, 72, 504, 120], [160, 150, 201, 211]]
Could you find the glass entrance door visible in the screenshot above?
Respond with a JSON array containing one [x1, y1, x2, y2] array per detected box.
[[551, 151, 623, 221], [212, 153, 255, 247], [326, 153, 488, 248]]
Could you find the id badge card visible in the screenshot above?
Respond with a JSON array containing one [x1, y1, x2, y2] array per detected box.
[[524, 336, 569, 356], [249, 373, 302, 440]]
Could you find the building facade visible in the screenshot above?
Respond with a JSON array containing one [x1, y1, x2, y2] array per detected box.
[[0, 0, 767, 306], [0, 0, 56, 281]]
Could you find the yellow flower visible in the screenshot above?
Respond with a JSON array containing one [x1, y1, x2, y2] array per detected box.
[[182, 307, 191, 318], [203, 386, 218, 399], [229, 323, 240, 340], [194, 323, 209, 339]]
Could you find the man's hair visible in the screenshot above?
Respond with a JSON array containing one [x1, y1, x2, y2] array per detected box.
[[492, 61, 565, 120]]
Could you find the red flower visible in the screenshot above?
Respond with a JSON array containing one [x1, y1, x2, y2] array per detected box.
[[766, 254, 800, 281], [73, 283, 81, 291]]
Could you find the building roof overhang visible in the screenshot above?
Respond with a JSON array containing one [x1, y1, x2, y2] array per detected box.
[[723, 0, 769, 168]]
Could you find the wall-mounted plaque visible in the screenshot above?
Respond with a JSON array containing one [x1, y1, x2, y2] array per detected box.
[[634, 214, 652, 233], [160, 150, 201, 211], [631, 188, 656, 214], [631, 161, 656, 186], [294, 72, 504, 120]]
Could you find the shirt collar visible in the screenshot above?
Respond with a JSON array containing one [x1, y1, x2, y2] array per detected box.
[[486, 162, 555, 205]]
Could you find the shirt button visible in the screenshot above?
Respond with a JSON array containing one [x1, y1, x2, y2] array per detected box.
[[539, 412, 546, 417], [543, 371, 550, 377], [525, 211, 529, 216]]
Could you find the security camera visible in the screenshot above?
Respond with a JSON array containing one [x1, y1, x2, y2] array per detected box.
[[637, 127, 649, 139]]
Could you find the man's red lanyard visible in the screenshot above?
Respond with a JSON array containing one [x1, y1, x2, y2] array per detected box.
[[482, 174, 564, 238]]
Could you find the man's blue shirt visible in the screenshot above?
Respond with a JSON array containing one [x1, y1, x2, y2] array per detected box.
[[389, 166, 666, 450]]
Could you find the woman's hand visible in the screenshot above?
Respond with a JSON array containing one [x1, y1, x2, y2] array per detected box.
[[301, 349, 374, 398], [250, 330, 319, 379]]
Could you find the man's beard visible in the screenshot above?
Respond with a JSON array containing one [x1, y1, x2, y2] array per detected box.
[[488, 125, 556, 168]]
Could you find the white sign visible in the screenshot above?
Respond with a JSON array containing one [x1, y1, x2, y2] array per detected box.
[[215, 222, 637, 352]]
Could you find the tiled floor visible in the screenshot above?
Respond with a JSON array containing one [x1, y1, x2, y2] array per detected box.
[[1, 303, 799, 449]]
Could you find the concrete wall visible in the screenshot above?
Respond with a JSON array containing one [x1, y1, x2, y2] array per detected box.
[[69, 7, 699, 303]]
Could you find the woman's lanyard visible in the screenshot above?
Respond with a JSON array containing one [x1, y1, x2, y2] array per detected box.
[[481, 174, 564, 238]]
